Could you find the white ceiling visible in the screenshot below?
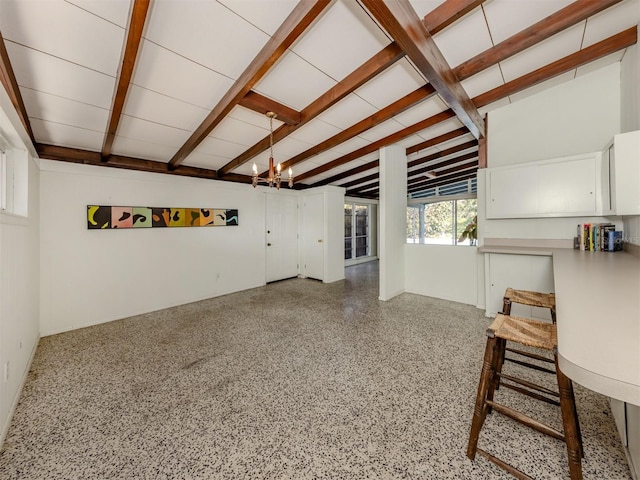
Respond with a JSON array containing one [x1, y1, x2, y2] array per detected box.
[[0, 0, 638, 196]]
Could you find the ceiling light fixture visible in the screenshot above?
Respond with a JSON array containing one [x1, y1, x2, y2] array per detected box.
[[252, 112, 293, 189]]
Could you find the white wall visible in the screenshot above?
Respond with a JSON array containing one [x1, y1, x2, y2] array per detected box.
[[0, 89, 40, 446], [323, 186, 346, 283], [488, 63, 621, 168], [379, 145, 406, 301], [621, 43, 640, 246], [39, 161, 269, 336], [405, 245, 478, 305], [482, 63, 623, 243]]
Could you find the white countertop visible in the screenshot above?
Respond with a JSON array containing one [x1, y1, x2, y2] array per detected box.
[[552, 249, 640, 406], [481, 243, 640, 405]]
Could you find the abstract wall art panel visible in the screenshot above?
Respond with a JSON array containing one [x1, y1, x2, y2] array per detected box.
[[112, 207, 133, 229], [132, 207, 152, 228], [87, 206, 239, 230], [168, 208, 185, 227], [87, 205, 111, 229]]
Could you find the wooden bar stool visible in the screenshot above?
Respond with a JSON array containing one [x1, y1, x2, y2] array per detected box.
[[498, 288, 557, 382], [467, 313, 583, 480]]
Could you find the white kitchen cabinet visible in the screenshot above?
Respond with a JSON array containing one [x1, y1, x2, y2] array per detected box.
[[484, 253, 554, 320], [604, 130, 640, 216], [486, 152, 606, 219]]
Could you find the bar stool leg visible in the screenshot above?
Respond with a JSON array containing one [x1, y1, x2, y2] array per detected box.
[[467, 335, 499, 460], [556, 357, 583, 480]]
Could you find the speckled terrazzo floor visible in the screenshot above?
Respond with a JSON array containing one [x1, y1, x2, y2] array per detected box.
[[0, 262, 632, 479]]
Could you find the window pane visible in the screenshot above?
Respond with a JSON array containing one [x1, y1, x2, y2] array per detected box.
[[456, 199, 477, 246], [355, 236, 368, 257], [423, 201, 454, 245], [406, 207, 420, 243]]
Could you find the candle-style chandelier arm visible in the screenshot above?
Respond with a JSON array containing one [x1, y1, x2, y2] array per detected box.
[[251, 112, 294, 189]]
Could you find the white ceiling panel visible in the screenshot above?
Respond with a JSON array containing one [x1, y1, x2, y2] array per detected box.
[[31, 118, 103, 151], [111, 135, 178, 162], [407, 0, 446, 18], [209, 116, 270, 147], [229, 106, 285, 130], [432, 7, 493, 68], [117, 115, 191, 148], [253, 51, 337, 110], [434, 133, 476, 151], [0, 0, 125, 76], [329, 136, 370, 154], [462, 65, 505, 99], [291, 0, 390, 81], [144, 0, 269, 79], [132, 40, 235, 110], [182, 151, 229, 171], [392, 95, 448, 128], [508, 71, 576, 103], [288, 119, 341, 145], [21, 87, 109, 133], [194, 136, 251, 160], [123, 85, 209, 131], [6, 42, 116, 109], [356, 119, 404, 143], [576, 51, 626, 77], [499, 24, 584, 83], [355, 59, 425, 109], [66, 0, 132, 28], [271, 136, 314, 157], [218, 0, 298, 36], [483, 0, 574, 44], [582, 0, 640, 48], [478, 97, 510, 117], [412, 118, 464, 142], [316, 94, 377, 130]]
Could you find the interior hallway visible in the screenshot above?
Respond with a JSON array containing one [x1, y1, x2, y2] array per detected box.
[[0, 262, 631, 479]]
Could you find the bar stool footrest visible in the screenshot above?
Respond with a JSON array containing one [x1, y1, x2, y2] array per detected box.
[[486, 400, 565, 441], [477, 448, 535, 480], [505, 346, 555, 364]]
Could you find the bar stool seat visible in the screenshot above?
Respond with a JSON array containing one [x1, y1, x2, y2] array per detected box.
[[499, 288, 557, 380], [467, 313, 583, 480]]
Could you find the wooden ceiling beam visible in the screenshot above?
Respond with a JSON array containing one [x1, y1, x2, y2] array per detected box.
[[422, 0, 485, 36], [454, 0, 624, 82], [312, 160, 380, 187], [408, 159, 478, 186], [102, 0, 150, 162], [274, 86, 438, 179], [0, 31, 35, 145], [406, 126, 470, 155], [408, 140, 477, 168], [474, 26, 637, 108], [221, 41, 406, 176], [311, 126, 471, 187], [225, 0, 480, 177], [361, 0, 484, 139], [169, 0, 332, 169], [408, 168, 477, 193], [408, 150, 478, 179], [293, 107, 455, 183], [238, 91, 301, 125]]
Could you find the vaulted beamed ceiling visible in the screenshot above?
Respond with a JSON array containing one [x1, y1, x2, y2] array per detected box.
[[0, 0, 637, 199]]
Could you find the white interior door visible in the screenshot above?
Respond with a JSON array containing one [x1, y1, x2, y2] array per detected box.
[[266, 193, 298, 283], [302, 193, 324, 281]]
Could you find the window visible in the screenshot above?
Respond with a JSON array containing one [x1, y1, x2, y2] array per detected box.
[[344, 203, 370, 260], [0, 132, 28, 217], [407, 198, 477, 245]]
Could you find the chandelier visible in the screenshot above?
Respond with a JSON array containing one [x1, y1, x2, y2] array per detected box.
[[252, 111, 293, 189]]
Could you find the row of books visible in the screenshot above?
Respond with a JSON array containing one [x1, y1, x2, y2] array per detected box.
[[576, 223, 623, 251]]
